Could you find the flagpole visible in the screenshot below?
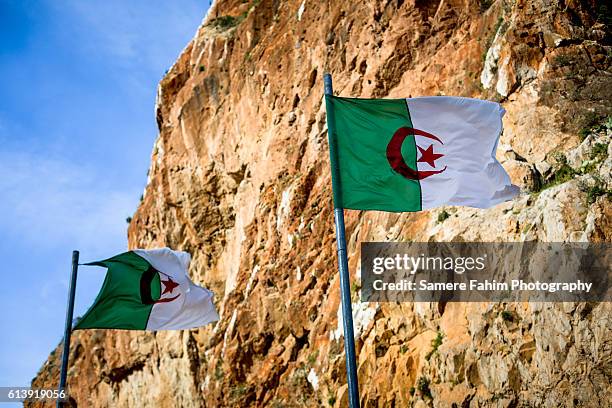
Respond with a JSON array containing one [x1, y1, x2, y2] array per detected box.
[[57, 250, 79, 408], [324, 73, 361, 408]]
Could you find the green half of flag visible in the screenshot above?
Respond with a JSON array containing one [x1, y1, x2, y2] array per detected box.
[[325, 95, 421, 212], [74, 251, 160, 330]]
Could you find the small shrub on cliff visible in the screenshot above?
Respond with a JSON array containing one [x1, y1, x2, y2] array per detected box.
[[209, 1, 260, 31], [538, 153, 576, 192], [214, 359, 224, 380], [591, 142, 609, 161], [125, 216, 132, 224], [426, 331, 444, 360], [580, 176, 612, 205], [501, 310, 514, 322], [587, 184, 611, 204], [209, 15, 241, 30], [537, 139, 609, 194], [417, 376, 432, 399], [552, 54, 571, 67], [437, 210, 450, 223]]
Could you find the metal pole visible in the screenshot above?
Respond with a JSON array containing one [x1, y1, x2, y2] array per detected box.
[[57, 250, 79, 408], [324, 73, 361, 408]]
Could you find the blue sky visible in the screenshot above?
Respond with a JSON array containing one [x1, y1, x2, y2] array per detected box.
[[0, 0, 208, 389]]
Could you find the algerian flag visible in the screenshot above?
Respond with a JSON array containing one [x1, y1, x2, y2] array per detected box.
[[325, 95, 519, 212], [75, 248, 219, 331]]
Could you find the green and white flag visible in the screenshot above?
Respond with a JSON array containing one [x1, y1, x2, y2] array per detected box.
[[75, 248, 219, 331], [325, 95, 519, 212]]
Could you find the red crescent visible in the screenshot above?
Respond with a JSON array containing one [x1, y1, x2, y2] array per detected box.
[[154, 294, 180, 304], [386, 127, 446, 180]]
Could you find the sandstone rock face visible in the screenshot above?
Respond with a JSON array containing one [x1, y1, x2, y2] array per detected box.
[[31, 0, 611, 407]]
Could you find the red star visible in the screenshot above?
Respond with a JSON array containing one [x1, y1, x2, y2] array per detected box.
[[417, 144, 444, 168], [161, 277, 179, 295]]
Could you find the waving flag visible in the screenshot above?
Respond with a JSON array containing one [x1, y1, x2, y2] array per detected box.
[[325, 95, 519, 212], [75, 248, 219, 331]]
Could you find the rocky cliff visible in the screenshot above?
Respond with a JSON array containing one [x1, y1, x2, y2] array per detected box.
[[31, 0, 611, 406]]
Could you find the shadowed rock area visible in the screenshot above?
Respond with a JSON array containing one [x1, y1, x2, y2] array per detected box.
[[31, 0, 611, 406]]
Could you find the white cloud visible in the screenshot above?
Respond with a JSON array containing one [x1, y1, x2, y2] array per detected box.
[[0, 149, 137, 254]]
